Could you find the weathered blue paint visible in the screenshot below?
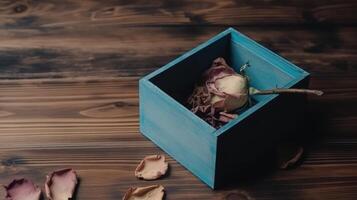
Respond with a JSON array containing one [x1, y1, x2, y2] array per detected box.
[[215, 28, 309, 136], [140, 79, 217, 187], [139, 28, 310, 189]]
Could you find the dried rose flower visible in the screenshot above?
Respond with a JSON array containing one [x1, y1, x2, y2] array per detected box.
[[4, 178, 41, 200], [135, 155, 169, 180], [122, 185, 165, 200], [188, 57, 323, 128], [188, 57, 249, 128], [205, 57, 249, 112], [45, 168, 78, 200]]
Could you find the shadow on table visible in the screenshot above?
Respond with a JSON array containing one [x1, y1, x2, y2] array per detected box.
[[216, 97, 330, 190]]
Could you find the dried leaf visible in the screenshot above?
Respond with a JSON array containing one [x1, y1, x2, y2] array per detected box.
[[277, 144, 304, 169], [4, 178, 41, 200], [45, 168, 78, 200], [122, 185, 165, 200], [135, 155, 168, 180]]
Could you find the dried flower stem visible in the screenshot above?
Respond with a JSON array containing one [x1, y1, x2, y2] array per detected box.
[[253, 88, 323, 96]]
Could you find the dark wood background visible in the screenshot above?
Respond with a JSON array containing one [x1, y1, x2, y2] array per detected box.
[[0, 0, 357, 199]]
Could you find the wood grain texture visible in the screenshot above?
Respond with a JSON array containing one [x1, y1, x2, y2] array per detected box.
[[0, 0, 357, 199]]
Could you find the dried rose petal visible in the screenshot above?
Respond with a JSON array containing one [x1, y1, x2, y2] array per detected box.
[[122, 185, 165, 200], [218, 112, 238, 123], [187, 86, 211, 114], [277, 144, 304, 169], [45, 168, 78, 200], [135, 155, 168, 180], [4, 178, 41, 200]]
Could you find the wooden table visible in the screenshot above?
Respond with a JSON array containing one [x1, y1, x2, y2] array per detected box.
[[0, 1, 357, 199]]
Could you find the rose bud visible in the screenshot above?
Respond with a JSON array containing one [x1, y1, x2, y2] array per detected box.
[[205, 57, 249, 112]]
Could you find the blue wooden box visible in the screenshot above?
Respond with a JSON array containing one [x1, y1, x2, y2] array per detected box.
[[139, 28, 309, 189]]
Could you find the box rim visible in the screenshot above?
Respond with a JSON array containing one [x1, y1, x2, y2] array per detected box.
[[141, 28, 232, 81], [140, 28, 233, 134], [139, 78, 216, 133], [229, 28, 309, 77], [214, 74, 308, 136], [214, 29, 309, 136]]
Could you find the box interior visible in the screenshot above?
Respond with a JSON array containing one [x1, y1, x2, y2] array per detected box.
[[149, 31, 301, 129]]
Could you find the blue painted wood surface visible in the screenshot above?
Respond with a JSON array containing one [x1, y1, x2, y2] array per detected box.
[[140, 79, 217, 187], [140, 28, 310, 189]]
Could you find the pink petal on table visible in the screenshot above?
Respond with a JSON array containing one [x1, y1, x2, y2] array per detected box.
[[4, 178, 41, 200], [135, 155, 168, 180], [45, 168, 78, 200], [122, 185, 165, 200]]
